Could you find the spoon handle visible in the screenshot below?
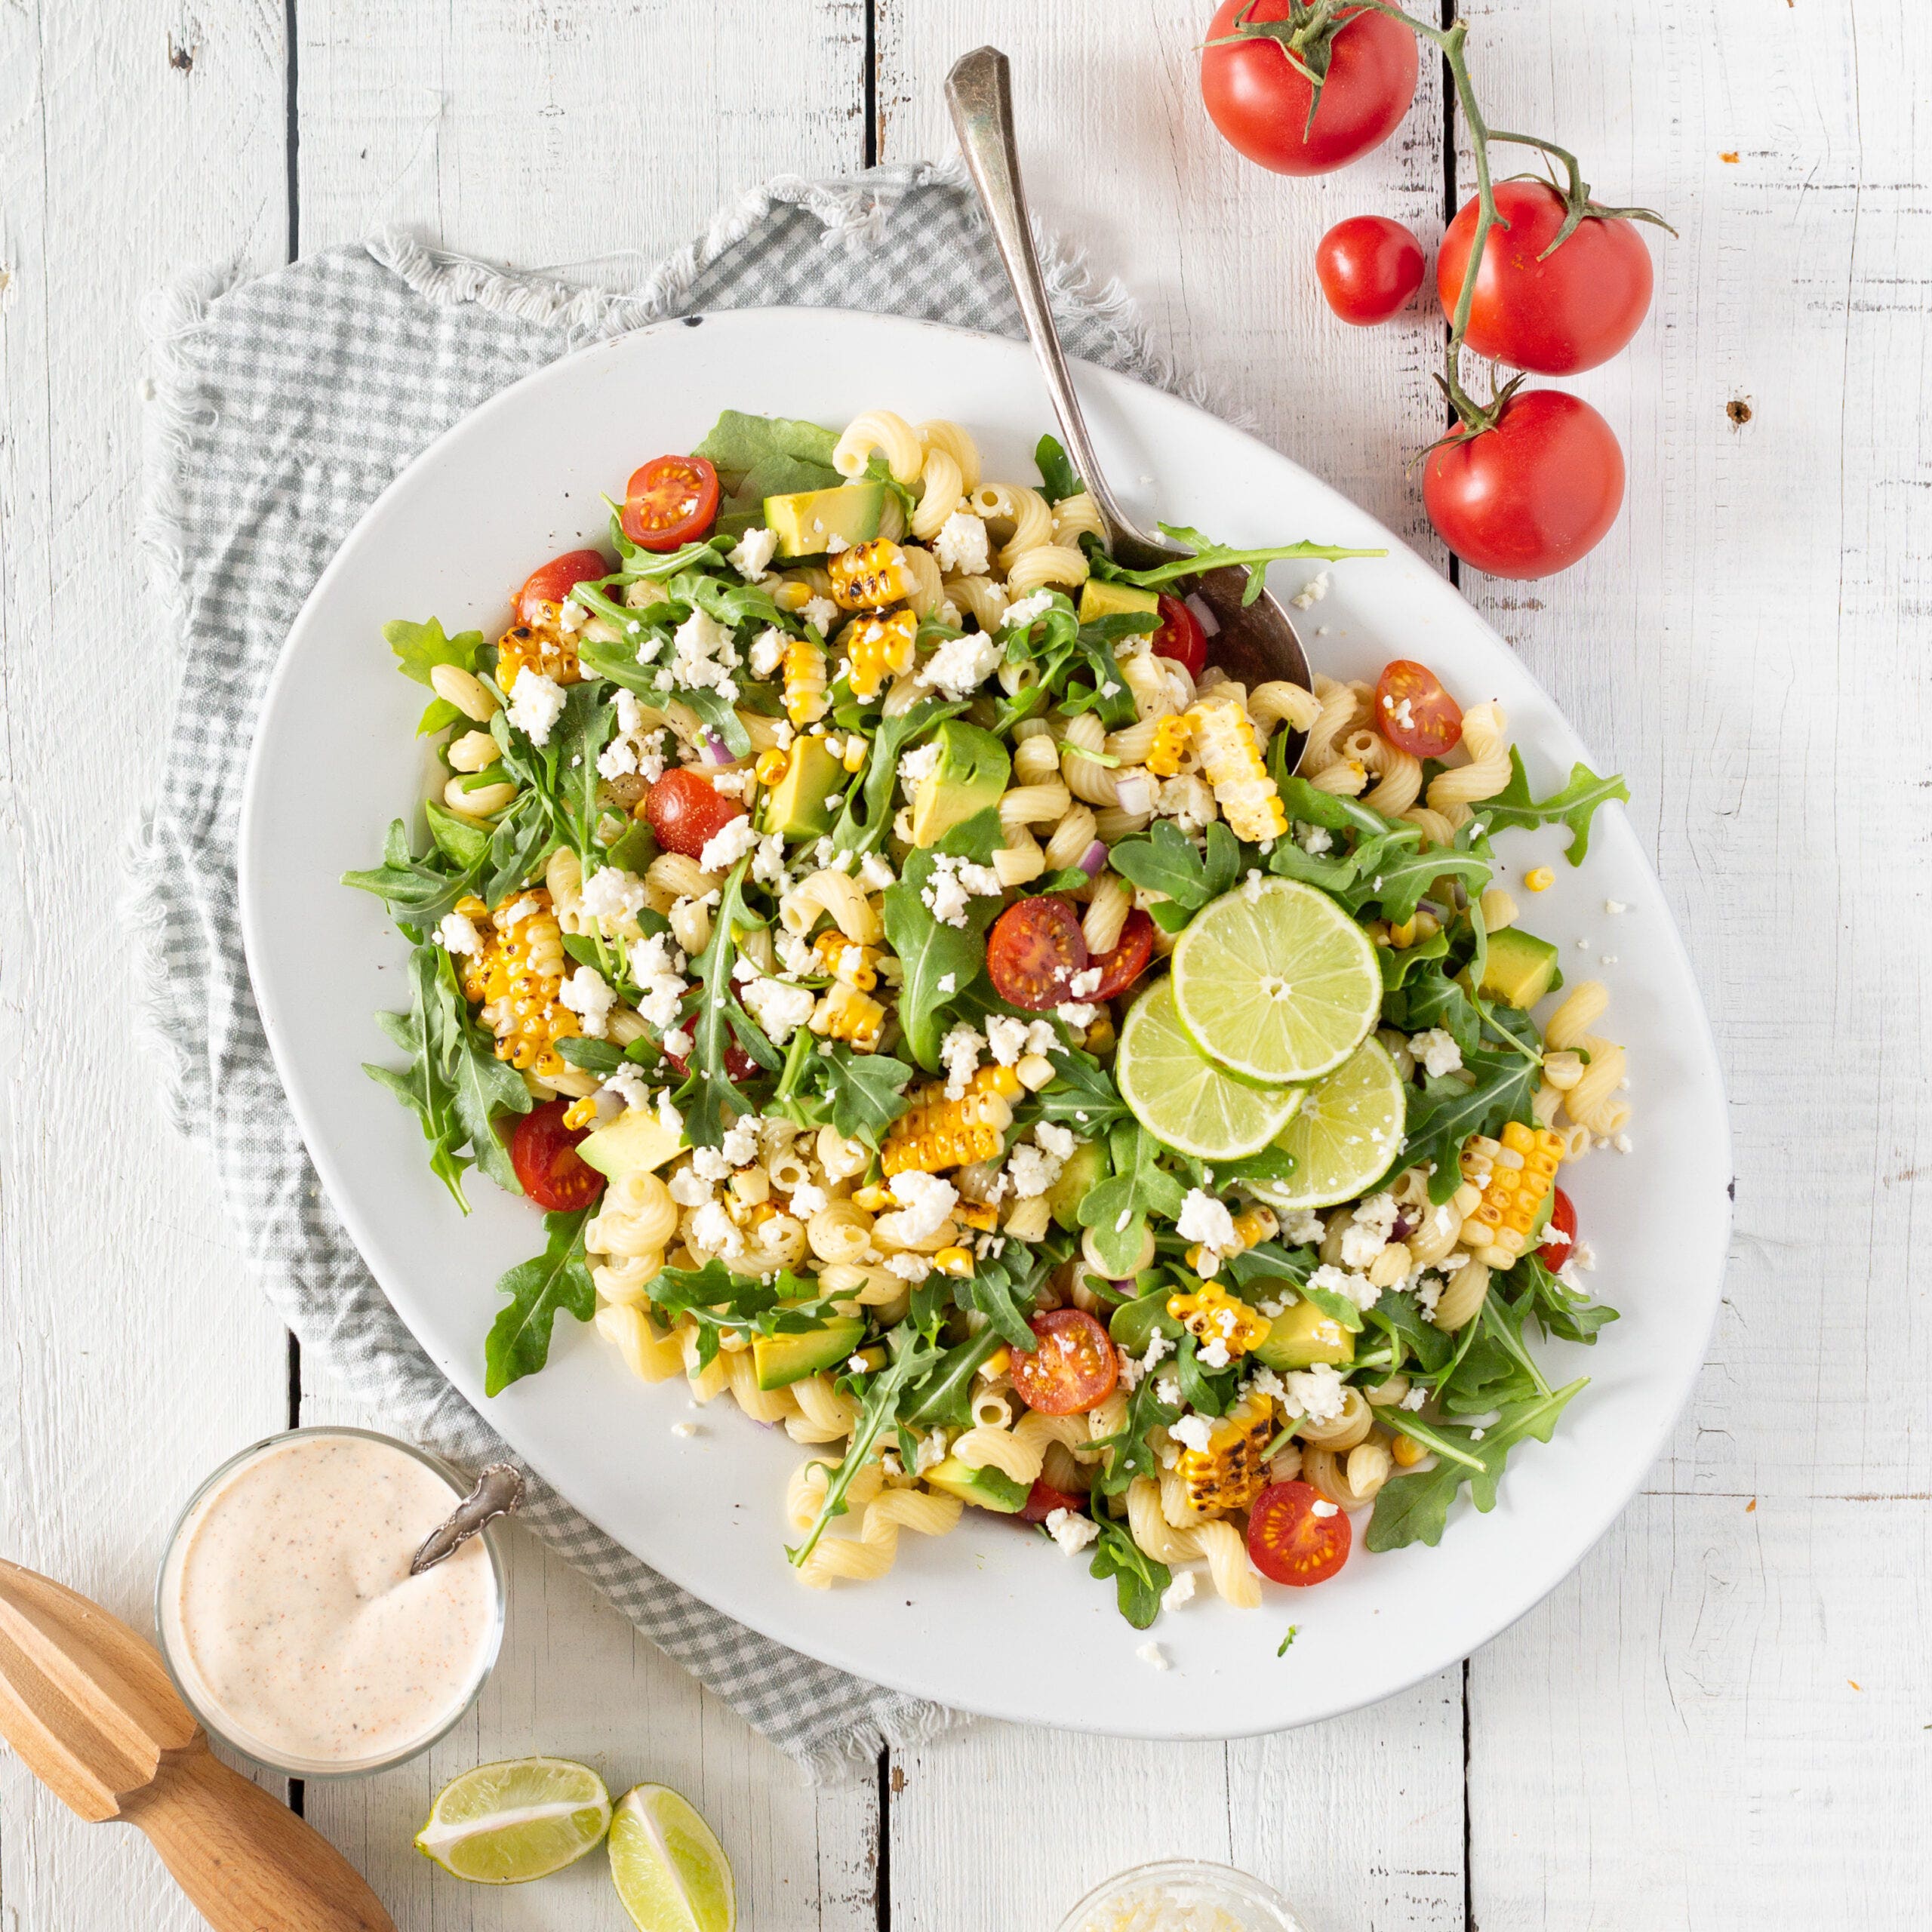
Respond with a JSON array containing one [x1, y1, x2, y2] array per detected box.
[[946, 46, 1141, 548], [127, 1738, 396, 1932]]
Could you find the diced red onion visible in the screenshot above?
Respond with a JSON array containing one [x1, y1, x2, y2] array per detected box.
[[1078, 841, 1109, 878], [1186, 592, 1220, 637], [1114, 774, 1153, 817], [702, 732, 733, 764]]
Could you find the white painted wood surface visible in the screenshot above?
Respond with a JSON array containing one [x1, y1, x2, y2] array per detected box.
[[3, 2, 1924, 1928]]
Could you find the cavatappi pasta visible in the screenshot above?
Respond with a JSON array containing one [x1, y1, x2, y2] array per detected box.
[[352, 405, 1632, 1634]]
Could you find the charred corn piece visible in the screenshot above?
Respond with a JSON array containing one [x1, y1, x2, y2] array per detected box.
[[496, 612, 581, 689], [1457, 1120, 1564, 1257], [893, 1067, 1019, 1141], [843, 608, 917, 701], [808, 980, 887, 1051], [1180, 1203, 1280, 1276], [754, 748, 791, 785], [879, 1122, 1005, 1176], [1175, 1393, 1274, 1515], [1186, 696, 1287, 842], [829, 539, 917, 611], [1144, 712, 1193, 777], [931, 1245, 975, 1278], [462, 888, 580, 1078], [952, 1199, 999, 1232], [561, 1095, 600, 1131], [783, 637, 829, 728], [813, 931, 879, 990], [1165, 1281, 1272, 1360]]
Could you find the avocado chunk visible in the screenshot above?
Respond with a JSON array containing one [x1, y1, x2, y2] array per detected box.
[[763, 734, 846, 841], [752, 1315, 866, 1391], [909, 720, 1011, 848], [923, 1456, 1029, 1514], [1253, 1295, 1356, 1371], [1480, 927, 1562, 1010], [1078, 579, 1161, 623], [577, 1108, 682, 1180], [1047, 1139, 1109, 1234], [764, 481, 887, 559]]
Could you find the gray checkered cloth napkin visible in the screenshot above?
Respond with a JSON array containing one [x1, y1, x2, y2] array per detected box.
[[129, 158, 1195, 1780]]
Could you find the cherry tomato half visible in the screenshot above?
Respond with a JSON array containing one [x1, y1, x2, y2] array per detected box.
[[644, 768, 746, 861], [1374, 660, 1463, 758], [1152, 595, 1207, 679], [986, 896, 1088, 1011], [1247, 1480, 1352, 1586], [1423, 389, 1625, 581], [1201, 0, 1419, 177], [510, 1100, 606, 1213], [1316, 216, 1427, 325], [663, 1038, 762, 1084], [1438, 180, 1655, 377], [1011, 1309, 1120, 1416], [1537, 1186, 1578, 1272], [621, 454, 721, 552], [1018, 1479, 1088, 1525], [515, 547, 609, 626], [1086, 909, 1157, 1003]]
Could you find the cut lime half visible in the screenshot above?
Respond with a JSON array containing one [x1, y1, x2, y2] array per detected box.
[[415, 1757, 611, 1884], [1248, 1035, 1407, 1212], [609, 1783, 736, 1932], [1116, 978, 1303, 1161], [1171, 878, 1381, 1084]]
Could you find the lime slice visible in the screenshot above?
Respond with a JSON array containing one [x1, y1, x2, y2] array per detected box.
[[1116, 978, 1303, 1160], [609, 1783, 736, 1932], [1171, 878, 1380, 1084], [1248, 1036, 1407, 1212], [415, 1757, 611, 1884]]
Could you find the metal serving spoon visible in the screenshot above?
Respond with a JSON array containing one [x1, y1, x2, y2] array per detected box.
[[946, 45, 1315, 726], [411, 1461, 525, 1575]]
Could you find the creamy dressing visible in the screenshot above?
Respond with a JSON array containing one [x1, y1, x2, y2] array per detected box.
[[161, 1433, 498, 1770]]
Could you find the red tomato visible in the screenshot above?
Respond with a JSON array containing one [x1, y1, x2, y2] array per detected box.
[[515, 548, 608, 626], [1247, 1480, 1352, 1586], [1151, 595, 1207, 679], [1201, 0, 1419, 177], [1374, 660, 1463, 758], [1019, 1479, 1088, 1525], [986, 897, 1088, 1011], [510, 1101, 606, 1213], [1438, 181, 1655, 376], [663, 1038, 762, 1084], [1537, 1186, 1578, 1272], [1086, 909, 1157, 1003], [1315, 216, 1426, 325], [644, 768, 745, 860], [1011, 1310, 1119, 1416], [620, 455, 721, 552], [1423, 390, 1625, 580]]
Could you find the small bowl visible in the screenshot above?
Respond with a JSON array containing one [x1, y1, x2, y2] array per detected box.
[[1057, 1860, 1308, 1932], [155, 1426, 506, 1780]]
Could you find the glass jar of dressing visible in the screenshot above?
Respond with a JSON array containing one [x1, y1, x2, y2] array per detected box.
[[1057, 1860, 1308, 1932], [156, 1428, 506, 1778]]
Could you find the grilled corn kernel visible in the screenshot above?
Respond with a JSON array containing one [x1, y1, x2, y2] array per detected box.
[[1524, 866, 1555, 892], [754, 748, 791, 785], [841, 739, 869, 773], [953, 1200, 999, 1232], [497, 613, 581, 688], [808, 980, 887, 1051], [843, 608, 917, 700], [561, 1096, 600, 1130], [1014, 1053, 1057, 1091], [1186, 696, 1287, 842], [1165, 1281, 1272, 1359], [1391, 1432, 1428, 1467], [851, 1183, 894, 1212], [1457, 1120, 1564, 1256], [1174, 1392, 1274, 1515], [1145, 712, 1193, 777], [932, 1245, 975, 1278], [814, 931, 878, 990], [783, 637, 829, 728], [829, 539, 917, 611], [460, 888, 579, 1078], [892, 1067, 1020, 1143], [880, 1121, 1004, 1176]]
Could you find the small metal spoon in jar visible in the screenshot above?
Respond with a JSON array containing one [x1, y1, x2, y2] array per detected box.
[[411, 1463, 525, 1575]]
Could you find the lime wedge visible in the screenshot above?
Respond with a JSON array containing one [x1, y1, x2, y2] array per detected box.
[[1248, 1036, 1407, 1212], [609, 1783, 736, 1932], [1171, 878, 1380, 1084], [1116, 978, 1303, 1160], [415, 1757, 611, 1884]]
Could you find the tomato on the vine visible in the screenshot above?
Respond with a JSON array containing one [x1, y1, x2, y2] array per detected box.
[[516, 547, 608, 626], [620, 454, 720, 551], [1374, 660, 1463, 758], [1247, 1480, 1352, 1586], [1437, 180, 1655, 376], [1422, 389, 1624, 580], [644, 768, 745, 860], [1201, 0, 1419, 177], [1085, 909, 1157, 1003], [986, 897, 1088, 1011], [1316, 216, 1426, 325], [509, 1101, 606, 1213], [1152, 594, 1207, 679], [1010, 1310, 1119, 1415], [1537, 1186, 1578, 1272]]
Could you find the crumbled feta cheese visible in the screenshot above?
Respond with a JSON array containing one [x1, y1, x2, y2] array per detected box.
[[1136, 1641, 1170, 1672], [1400, 1386, 1427, 1411], [1171, 1415, 1214, 1454], [506, 667, 568, 746], [604, 1064, 652, 1113], [1288, 571, 1331, 609], [932, 509, 990, 577], [940, 1023, 985, 1100], [1296, 822, 1334, 856], [1247, 1364, 1285, 1403], [668, 1165, 710, 1208], [1055, 1001, 1100, 1028], [885, 1252, 934, 1281], [729, 526, 778, 583], [1033, 1121, 1077, 1161], [698, 814, 760, 874], [858, 851, 896, 892], [887, 1170, 960, 1243], [670, 1421, 699, 1438], [1307, 1260, 1380, 1312], [660, 1024, 693, 1060], [1176, 1189, 1238, 1252], [667, 608, 741, 700], [898, 742, 942, 796], [1604, 899, 1626, 915], [921, 853, 1003, 928], [1283, 1362, 1347, 1423], [789, 1181, 829, 1219], [558, 965, 617, 1038], [917, 629, 1002, 700], [801, 595, 838, 637], [1281, 1209, 1326, 1246], [1339, 1192, 1399, 1269], [1004, 1143, 1064, 1199], [1043, 1507, 1102, 1556], [1410, 1028, 1463, 1080], [1162, 1570, 1197, 1611], [580, 865, 648, 927], [914, 1432, 948, 1474], [935, 972, 956, 997], [1155, 1377, 1181, 1407], [1309, 1498, 1339, 1518], [741, 973, 816, 1044], [1198, 1339, 1232, 1370], [1067, 967, 1103, 999], [749, 626, 787, 678], [435, 910, 481, 955], [690, 1200, 743, 1257]]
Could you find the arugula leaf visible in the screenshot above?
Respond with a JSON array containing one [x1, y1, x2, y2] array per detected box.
[[881, 842, 1001, 1073], [424, 799, 491, 870], [1362, 1288, 1455, 1377], [423, 946, 528, 1195], [1034, 434, 1082, 504], [962, 1251, 1043, 1351], [1092, 1369, 1184, 1497], [1383, 953, 1484, 1060], [691, 409, 839, 485], [484, 1209, 597, 1395], [1091, 525, 1384, 605], [814, 1041, 915, 1145], [1088, 1518, 1171, 1629], [1033, 1048, 1131, 1134], [552, 684, 617, 845], [1364, 1378, 1586, 1551], [1105, 820, 1238, 923], [558, 1037, 625, 1075], [828, 697, 964, 857], [480, 792, 555, 905], [905, 1326, 1008, 1429], [1174, 1331, 1237, 1417], [1276, 1625, 1300, 1655], [1515, 1254, 1620, 1345], [1401, 1040, 1543, 1203], [386, 617, 486, 734], [1478, 749, 1629, 865], [342, 819, 475, 924], [1348, 837, 1491, 926], [1078, 1121, 1186, 1277], [1438, 1285, 1549, 1414], [675, 857, 770, 1146]]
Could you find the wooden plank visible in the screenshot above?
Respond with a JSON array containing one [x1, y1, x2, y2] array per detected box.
[[0, 4, 292, 1930]]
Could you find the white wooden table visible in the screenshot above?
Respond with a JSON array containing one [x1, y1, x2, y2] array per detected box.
[[3, 2, 1923, 1926]]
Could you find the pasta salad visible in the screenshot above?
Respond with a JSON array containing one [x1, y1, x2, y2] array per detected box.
[[347, 408, 1629, 1624]]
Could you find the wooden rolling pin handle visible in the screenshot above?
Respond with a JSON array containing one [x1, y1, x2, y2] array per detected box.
[[122, 1740, 396, 1932]]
